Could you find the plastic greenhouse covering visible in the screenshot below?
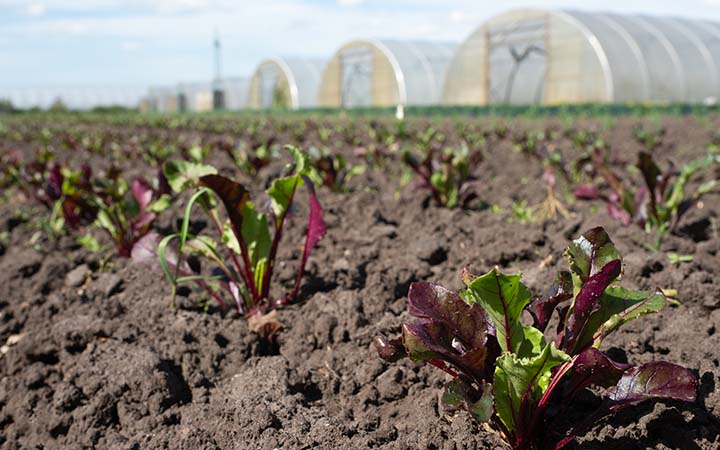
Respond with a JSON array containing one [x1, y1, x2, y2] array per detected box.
[[443, 9, 720, 105], [247, 58, 325, 110], [0, 86, 145, 110], [147, 86, 179, 113], [317, 39, 457, 107], [177, 82, 214, 113], [218, 77, 249, 111]]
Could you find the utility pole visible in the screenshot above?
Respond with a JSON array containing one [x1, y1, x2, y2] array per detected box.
[[212, 28, 225, 111]]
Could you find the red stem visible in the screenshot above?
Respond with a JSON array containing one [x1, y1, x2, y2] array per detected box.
[[524, 357, 577, 448], [195, 279, 227, 309], [427, 359, 460, 378]]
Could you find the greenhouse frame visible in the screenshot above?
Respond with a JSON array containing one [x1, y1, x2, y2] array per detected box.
[[443, 9, 720, 105], [317, 39, 457, 107], [246, 58, 325, 110]]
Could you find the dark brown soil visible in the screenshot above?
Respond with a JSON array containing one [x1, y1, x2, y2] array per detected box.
[[0, 115, 719, 449]]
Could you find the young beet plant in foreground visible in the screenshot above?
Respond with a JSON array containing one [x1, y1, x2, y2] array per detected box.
[[403, 144, 482, 208], [575, 150, 719, 249], [134, 147, 326, 325], [375, 227, 696, 450]]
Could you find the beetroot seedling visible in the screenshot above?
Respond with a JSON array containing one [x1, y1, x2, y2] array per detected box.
[[575, 150, 719, 249], [403, 143, 482, 208], [376, 227, 696, 450], [139, 147, 326, 332]]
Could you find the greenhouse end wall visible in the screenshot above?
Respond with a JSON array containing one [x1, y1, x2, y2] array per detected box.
[[443, 8, 720, 105], [247, 58, 324, 110], [317, 39, 456, 108]]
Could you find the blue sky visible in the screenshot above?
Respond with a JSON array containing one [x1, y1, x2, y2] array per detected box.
[[3, 0, 720, 91]]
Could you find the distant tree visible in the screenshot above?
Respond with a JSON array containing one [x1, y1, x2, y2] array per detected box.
[[0, 98, 15, 113], [48, 97, 68, 112], [90, 105, 137, 114]]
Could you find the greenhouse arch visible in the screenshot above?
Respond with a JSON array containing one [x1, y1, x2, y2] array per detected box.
[[442, 9, 720, 105], [246, 58, 324, 110], [317, 39, 457, 107]]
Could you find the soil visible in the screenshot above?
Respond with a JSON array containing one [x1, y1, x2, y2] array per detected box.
[[0, 115, 719, 449]]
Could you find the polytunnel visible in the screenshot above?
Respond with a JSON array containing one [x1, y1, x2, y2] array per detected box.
[[442, 9, 720, 105], [317, 39, 457, 107], [177, 82, 214, 113], [217, 77, 249, 110], [148, 87, 179, 113], [246, 58, 325, 110]]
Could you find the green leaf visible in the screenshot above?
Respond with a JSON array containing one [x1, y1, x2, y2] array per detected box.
[[664, 154, 715, 212], [163, 160, 217, 193], [285, 145, 311, 175], [267, 175, 301, 226], [565, 226, 622, 291], [442, 378, 471, 409], [518, 326, 546, 358], [446, 185, 459, 209], [430, 171, 445, 194], [667, 252, 694, 265], [400, 322, 438, 361], [345, 164, 366, 182], [493, 343, 570, 432], [221, 220, 241, 255], [185, 235, 221, 260], [240, 202, 271, 294], [77, 233, 102, 252], [587, 286, 667, 347], [146, 194, 171, 213], [469, 383, 494, 423], [94, 209, 116, 235], [696, 179, 719, 197], [462, 268, 536, 356], [442, 379, 494, 423], [188, 145, 208, 163]]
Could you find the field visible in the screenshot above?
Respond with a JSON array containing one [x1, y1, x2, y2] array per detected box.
[[0, 112, 719, 449]]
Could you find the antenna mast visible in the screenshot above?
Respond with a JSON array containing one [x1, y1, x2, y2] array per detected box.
[[213, 28, 222, 83], [212, 28, 225, 110]]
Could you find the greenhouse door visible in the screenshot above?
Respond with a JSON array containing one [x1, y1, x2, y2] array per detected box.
[[340, 47, 372, 107], [259, 64, 280, 109], [486, 18, 547, 105]]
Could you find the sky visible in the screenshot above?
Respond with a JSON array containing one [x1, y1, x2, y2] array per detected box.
[[3, 0, 720, 105]]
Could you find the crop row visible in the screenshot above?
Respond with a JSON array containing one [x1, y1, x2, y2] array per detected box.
[[1, 114, 718, 449]]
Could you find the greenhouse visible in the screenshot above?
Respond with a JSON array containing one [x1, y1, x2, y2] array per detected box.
[[443, 9, 720, 105], [177, 82, 214, 113], [217, 77, 249, 111], [0, 86, 145, 110], [246, 58, 325, 110], [147, 86, 179, 113], [317, 39, 457, 107]]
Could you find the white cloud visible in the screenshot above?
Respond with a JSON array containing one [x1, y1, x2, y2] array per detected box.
[[337, 0, 364, 6], [25, 3, 47, 16]]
